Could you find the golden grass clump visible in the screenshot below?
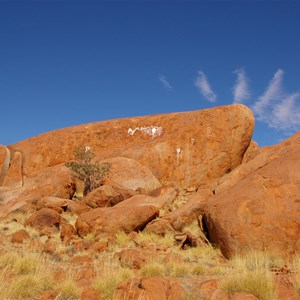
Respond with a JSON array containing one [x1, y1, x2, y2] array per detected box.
[[220, 251, 276, 300], [165, 262, 190, 278], [9, 274, 55, 299], [182, 220, 202, 236], [57, 278, 79, 299], [292, 256, 300, 296], [93, 268, 134, 300], [136, 231, 174, 248], [140, 262, 165, 277], [115, 231, 131, 247], [0, 252, 41, 275]]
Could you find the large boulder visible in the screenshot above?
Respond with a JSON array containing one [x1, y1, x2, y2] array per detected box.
[[0, 164, 76, 217], [204, 131, 300, 259], [9, 104, 254, 188], [25, 208, 62, 230], [103, 157, 161, 192], [0, 145, 10, 185], [82, 183, 136, 208], [76, 186, 177, 236], [2, 151, 23, 188]]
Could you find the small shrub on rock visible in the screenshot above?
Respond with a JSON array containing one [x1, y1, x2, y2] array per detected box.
[[65, 145, 111, 196]]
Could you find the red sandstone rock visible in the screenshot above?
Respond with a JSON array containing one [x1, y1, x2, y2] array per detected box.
[[144, 218, 175, 236], [274, 274, 300, 300], [81, 288, 101, 300], [25, 208, 62, 230], [11, 229, 30, 243], [210, 289, 230, 300], [0, 164, 76, 217], [60, 223, 76, 240], [0, 145, 10, 185], [9, 105, 254, 188], [242, 140, 259, 163], [37, 196, 70, 213], [82, 183, 136, 208], [146, 188, 212, 234], [205, 131, 300, 259], [42, 239, 57, 255], [115, 249, 147, 269], [115, 277, 186, 300], [88, 241, 108, 253], [103, 157, 161, 192], [231, 292, 259, 300], [70, 255, 93, 265], [76, 186, 176, 236], [2, 151, 23, 188], [37, 291, 58, 300]]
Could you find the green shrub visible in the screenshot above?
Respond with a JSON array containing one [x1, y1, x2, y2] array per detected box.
[[65, 145, 111, 196]]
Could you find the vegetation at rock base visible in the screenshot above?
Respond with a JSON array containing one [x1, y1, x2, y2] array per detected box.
[[65, 145, 111, 196], [220, 251, 277, 300]]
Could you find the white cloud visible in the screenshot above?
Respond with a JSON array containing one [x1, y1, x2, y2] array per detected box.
[[195, 71, 217, 102], [233, 68, 250, 103], [158, 74, 173, 90], [270, 93, 300, 131], [252, 69, 284, 118], [252, 69, 300, 133]]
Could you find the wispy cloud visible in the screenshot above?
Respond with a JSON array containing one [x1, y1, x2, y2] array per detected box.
[[158, 74, 173, 90], [233, 68, 250, 103], [195, 71, 217, 102], [252, 69, 300, 133], [252, 69, 284, 118]]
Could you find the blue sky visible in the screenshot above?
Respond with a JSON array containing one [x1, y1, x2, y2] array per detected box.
[[1, 1, 300, 147]]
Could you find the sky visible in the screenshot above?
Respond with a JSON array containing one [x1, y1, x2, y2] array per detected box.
[[0, 0, 300, 147]]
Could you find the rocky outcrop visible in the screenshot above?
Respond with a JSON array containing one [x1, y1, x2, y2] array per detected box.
[[8, 104, 254, 188], [0, 165, 76, 217], [82, 183, 136, 208], [2, 151, 23, 188], [145, 188, 212, 235], [103, 157, 161, 192], [25, 208, 62, 230], [205, 131, 300, 259], [0, 145, 10, 185], [76, 186, 177, 236], [115, 277, 186, 300]]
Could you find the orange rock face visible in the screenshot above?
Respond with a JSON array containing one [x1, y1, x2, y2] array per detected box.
[[0, 145, 10, 185], [2, 151, 23, 188], [205, 131, 300, 259], [8, 104, 254, 188], [76, 187, 177, 236]]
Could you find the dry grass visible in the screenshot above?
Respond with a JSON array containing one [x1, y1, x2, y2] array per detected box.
[[177, 245, 225, 275], [61, 211, 78, 227], [220, 251, 276, 300], [9, 273, 54, 299], [93, 267, 134, 300], [140, 262, 165, 277], [182, 220, 202, 236], [165, 262, 190, 278], [57, 278, 79, 299], [115, 231, 132, 247], [136, 231, 174, 248], [0, 252, 40, 275], [292, 256, 300, 296], [0, 250, 56, 299]]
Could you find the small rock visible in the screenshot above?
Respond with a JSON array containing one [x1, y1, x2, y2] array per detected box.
[[81, 288, 101, 300], [11, 229, 30, 244], [115, 249, 146, 269]]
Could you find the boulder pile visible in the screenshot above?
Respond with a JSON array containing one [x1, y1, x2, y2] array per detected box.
[[0, 103, 299, 299]]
